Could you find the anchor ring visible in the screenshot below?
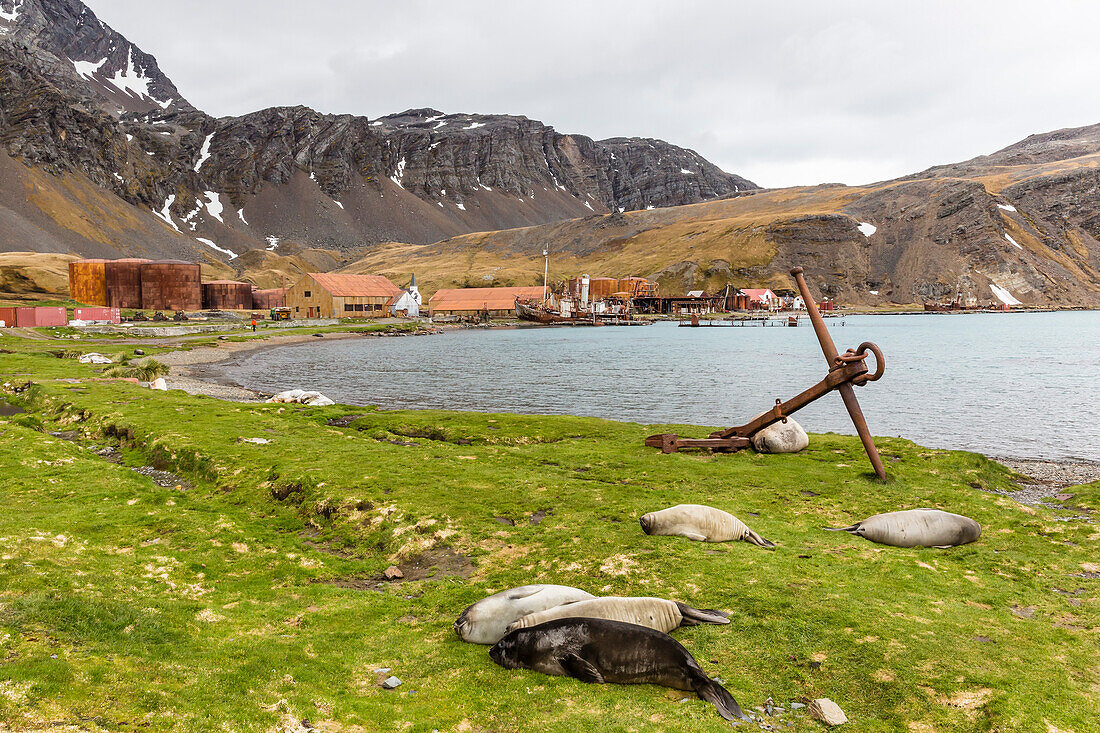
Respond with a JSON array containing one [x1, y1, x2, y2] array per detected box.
[[850, 341, 885, 384]]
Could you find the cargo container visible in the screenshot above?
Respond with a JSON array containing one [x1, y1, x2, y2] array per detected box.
[[105, 258, 148, 309], [202, 281, 253, 310], [16, 307, 67, 327], [73, 307, 122, 323], [68, 259, 109, 306], [140, 260, 202, 311], [0, 307, 16, 327]]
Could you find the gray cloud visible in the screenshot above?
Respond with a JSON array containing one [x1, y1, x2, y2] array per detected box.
[[85, 0, 1100, 187]]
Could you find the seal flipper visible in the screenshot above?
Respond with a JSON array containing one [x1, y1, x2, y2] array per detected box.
[[560, 653, 605, 684], [692, 673, 751, 722], [675, 602, 731, 626], [680, 531, 708, 541], [742, 528, 776, 549], [824, 523, 861, 534]]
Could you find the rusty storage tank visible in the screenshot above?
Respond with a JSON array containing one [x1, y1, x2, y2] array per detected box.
[[588, 277, 618, 300], [251, 288, 287, 309], [203, 281, 253, 310], [140, 260, 202, 311], [68, 259, 108, 306], [104, 258, 148, 309]]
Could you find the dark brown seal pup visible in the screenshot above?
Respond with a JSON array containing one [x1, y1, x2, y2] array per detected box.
[[489, 617, 750, 722]]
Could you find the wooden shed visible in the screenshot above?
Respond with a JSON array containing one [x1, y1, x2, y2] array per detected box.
[[285, 273, 402, 319]]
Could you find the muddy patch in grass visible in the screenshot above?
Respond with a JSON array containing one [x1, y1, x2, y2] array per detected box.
[[321, 547, 474, 589], [132, 466, 193, 490]]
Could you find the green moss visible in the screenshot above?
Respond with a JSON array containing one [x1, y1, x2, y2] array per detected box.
[[0, 335, 1096, 732]]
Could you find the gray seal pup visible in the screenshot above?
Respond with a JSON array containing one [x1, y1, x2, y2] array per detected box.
[[639, 504, 775, 547], [489, 617, 751, 723], [751, 417, 809, 453], [826, 508, 982, 548], [507, 597, 730, 634], [454, 584, 595, 644]]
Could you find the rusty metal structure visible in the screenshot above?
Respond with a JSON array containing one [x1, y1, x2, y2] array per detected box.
[[251, 288, 287, 309], [202, 281, 253, 310], [140, 260, 202, 312], [68, 259, 109, 306], [105, 258, 148, 309], [646, 266, 888, 479]]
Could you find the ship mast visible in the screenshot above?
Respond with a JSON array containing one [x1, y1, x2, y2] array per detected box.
[[542, 248, 549, 303]]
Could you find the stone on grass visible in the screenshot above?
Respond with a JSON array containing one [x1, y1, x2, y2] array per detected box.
[[384, 566, 404, 580], [381, 676, 401, 689], [151, 377, 168, 391], [751, 418, 809, 454], [809, 698, 847, 726], [79, 353, 112, 364]]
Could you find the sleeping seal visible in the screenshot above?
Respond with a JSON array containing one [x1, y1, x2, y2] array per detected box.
[[639, 504, 775, 547], [826, 508, 982, 548], [454, 584, 594, 644], [490, 617, 751, 723], [507, 597, 730, 634]]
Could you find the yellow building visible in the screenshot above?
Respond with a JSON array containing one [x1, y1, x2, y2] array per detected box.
[[285, 273, 402, 319]]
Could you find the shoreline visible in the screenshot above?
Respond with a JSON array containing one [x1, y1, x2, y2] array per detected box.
[[157, 331, 1100, 495]]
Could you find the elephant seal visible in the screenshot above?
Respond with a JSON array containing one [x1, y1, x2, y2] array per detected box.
[[826, 508, 982, 548], [507, 597, 730, 634], [490, 617, 751, 722], [639, 504, 775, 547], [454, 584, 594, 644], [751, 418, 809, 454]]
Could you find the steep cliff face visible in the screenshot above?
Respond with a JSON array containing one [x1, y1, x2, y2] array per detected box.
[[0, 0, 756, 262], [0, 0, 192, 116]]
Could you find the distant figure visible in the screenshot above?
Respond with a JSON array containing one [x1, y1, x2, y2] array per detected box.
[[251, 319, 257, 332]]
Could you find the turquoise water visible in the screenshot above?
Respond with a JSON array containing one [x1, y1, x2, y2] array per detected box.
[[223, 312, 1100, 461]]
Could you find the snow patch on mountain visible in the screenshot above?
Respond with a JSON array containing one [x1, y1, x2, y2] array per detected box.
[[265, 236, 280, 251], [989, 283, 1022, 306], [107, 48, 171, 108], [0, 0, 23, 25], [194, 133, 214, 172], [152, 195, 179, 232], [997, 203, 1017, 212], [72, 57, 107, 80], [464, 122, 486, 130], [196, 237, 236, 259], [238, 209, 248, 225], [1005, 233, 1023, 250], [203, 191, 224, 222], [390, 157, 406, 188], [858, 222, 877, 237]]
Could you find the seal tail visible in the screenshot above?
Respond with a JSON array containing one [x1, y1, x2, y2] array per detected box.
[[675, 602, 730, 626], [692, 673, 751, 722], [743, 528, 776, 549]]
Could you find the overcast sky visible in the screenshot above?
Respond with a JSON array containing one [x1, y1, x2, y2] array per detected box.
[[84, 0, 1100, 188]]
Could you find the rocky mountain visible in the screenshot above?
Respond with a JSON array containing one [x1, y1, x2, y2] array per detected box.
[[346, 135, 1100, 308], [0, 0, 755, 268]]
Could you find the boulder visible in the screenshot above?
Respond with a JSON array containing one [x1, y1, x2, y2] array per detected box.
[[150, 378, 168, 391], [809, 698, 848, 726], [752, 418, 809, 454]]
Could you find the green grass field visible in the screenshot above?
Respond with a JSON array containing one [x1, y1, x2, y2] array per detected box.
[[0, 336, 1097, 732]]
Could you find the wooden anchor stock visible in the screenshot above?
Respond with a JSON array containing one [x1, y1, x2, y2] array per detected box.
[[645, 266, 888, 479]]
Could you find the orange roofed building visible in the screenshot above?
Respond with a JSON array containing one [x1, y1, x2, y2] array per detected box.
[[428, 286, 545, 318], [285, 273, 403, 319]]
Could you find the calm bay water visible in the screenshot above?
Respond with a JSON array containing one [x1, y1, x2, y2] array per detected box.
[[222, 312, 1100, 461]]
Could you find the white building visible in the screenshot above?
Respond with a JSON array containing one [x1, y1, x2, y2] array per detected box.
[[389, 274, 422, 317]]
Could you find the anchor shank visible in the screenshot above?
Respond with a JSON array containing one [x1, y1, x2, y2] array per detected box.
[[790, 267, 840, 365], [838, 382, 887, 480]]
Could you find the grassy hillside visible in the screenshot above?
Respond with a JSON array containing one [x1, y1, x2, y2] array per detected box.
[[0, 335, 1097, 732]]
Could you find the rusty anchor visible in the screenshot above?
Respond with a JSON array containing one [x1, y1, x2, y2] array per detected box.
[[645, 266, 888, 479]]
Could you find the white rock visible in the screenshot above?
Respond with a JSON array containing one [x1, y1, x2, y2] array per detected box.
[[151, 378, 168, 391], [381, 676, 401, 689], [752, 418, 809, 453], [79, 353, 112, 364], [240, 437, 271, 445], [809, 698, 848, 726]]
